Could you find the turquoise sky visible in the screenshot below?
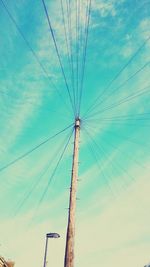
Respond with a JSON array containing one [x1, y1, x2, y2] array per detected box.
[[0, 1, 150, 267]]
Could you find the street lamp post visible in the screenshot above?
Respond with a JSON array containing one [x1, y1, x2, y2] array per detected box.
[[43, 233, 60, 267]]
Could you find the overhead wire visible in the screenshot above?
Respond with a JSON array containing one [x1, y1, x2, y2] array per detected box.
[[83, 126, 129, 194], [84, 121, 150, 172], [0, 123, 73, 173], [85, 114, 150, 123], [85, 111, 150, 120], [82, 126, 116, 196], [84, 119, 150, 128], [33, 127, 74, 213], [101, 134, 147, 172], [0, 0, 70, 111], [60, 0, 76, 111], [60, 0, 71, 70], [83, 122, 150, 173], [103, 128, 150, 151], [83, 127, 137, 191], [41, 0, 76, 116], [85, 84, 150, 119], [15, 132, 71, 215], [78, 0, 92, 116], [99, 139, 137, 187], [83, 35, 150, 118], [2, 0, 150, 232], [83, 121, 146, 148], [75, 0, 79, 116], [83, 61, 150, 118], [66, 0, 76, 115]]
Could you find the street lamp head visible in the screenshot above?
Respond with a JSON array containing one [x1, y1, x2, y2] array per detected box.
[[46, 233, 60, 238], [43, 233, 60, 267]]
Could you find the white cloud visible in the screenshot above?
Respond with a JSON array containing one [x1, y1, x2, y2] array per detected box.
[[92, 0, 117, 17], [1, 160, 150, 267], [1, 2, 150, 267], [75, 164, 150, 267], [0, 85, 42, 154], [139, 18, 150, 39]]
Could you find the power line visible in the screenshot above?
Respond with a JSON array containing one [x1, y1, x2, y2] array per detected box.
[[60, 0, 75, 110], [0, 123, 73, 173], [35, 128, 74, 209], [103, 128, 150, 150], [86, 84, 150, 119], [60, 0, 71, 70], [86, 112, 150, 121], [78, 0, 92, 116], [15, 133, 70, 215], [83, 126, 127, 195], [86, 114, 150, 123], [83, 35, 150, 118], [84, 61, 150, 117], [83, 127, 137, 192], [101, 134, 147, 172], [75, 0, 79, 116], [84, 118, 150, 128], [65, 0, 76, 114], [82, 126, 116, 196], [0, 0, 71, 112], [41, 0, 76, 116]]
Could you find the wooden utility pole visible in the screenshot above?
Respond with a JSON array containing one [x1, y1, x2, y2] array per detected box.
[[64, 118, 80, 267]]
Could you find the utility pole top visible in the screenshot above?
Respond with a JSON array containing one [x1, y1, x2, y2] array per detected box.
[[75, 118, 80, 128]]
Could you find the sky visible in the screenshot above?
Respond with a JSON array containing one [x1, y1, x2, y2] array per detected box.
[[0, 0, 150, 267]]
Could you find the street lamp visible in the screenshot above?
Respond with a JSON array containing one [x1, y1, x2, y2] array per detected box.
[[43, 233, 60, 267]]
